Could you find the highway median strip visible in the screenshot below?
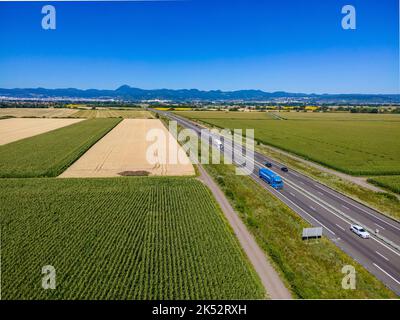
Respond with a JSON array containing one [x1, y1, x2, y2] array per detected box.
[[158, 111, 397, 298]]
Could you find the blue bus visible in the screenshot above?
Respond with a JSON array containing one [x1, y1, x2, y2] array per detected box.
[[259, 168, 284, 190]]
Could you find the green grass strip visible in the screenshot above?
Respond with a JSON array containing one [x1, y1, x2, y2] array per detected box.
[[0, 118, 121, 178], [204, 162, 397, 299], [368, 176, 400, 195]]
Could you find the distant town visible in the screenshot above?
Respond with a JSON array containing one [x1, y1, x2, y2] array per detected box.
[[1, 85, 399, 114]]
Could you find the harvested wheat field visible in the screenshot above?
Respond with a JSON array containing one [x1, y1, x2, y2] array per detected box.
[[70, 109, 153, 119], [0, 108, 79, 118], [59, 119, 195, 177], [0, 118, 83, 145]]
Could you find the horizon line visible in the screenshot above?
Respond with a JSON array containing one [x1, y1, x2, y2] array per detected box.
[[0, 85, 399, 96]]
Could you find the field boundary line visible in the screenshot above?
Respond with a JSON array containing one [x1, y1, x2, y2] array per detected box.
[[175, 113, 400, 222], [156, 112, 291, 299], [169, 111, 400, 253], [197, 164, 292, 299]]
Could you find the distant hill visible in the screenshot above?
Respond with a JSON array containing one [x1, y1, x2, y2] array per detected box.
[[0, 85, 399, 103]]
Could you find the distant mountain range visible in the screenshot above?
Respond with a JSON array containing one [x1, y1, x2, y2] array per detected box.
[[0, 85, 399, 103]]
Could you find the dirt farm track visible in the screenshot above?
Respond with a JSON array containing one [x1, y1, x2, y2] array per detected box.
[[59, 119, 195, 177]]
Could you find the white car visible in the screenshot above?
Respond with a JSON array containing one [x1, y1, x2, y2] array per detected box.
[[214, 139, 223, 150], [350, 225, 370, 239]]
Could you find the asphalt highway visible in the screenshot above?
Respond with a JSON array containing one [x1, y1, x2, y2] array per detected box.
[[154, 110, 400, 295]]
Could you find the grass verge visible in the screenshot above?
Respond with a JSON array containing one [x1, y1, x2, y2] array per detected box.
[[159, 112, 397, 298], [0, 118, 121, 178], [203, 161, 397, 298], [179, 114, 400, 176], [255, 145, 400, 221], [368, 176, 400, 195], [178, 116, 400, 221]]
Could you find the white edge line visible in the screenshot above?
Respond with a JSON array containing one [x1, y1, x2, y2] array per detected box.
[[375, 251, 389, 261], [232, 158, 336, 236], [284, 178, 400, 257], [371, 236, 400, 258], [268, 186, 336, 236], [373, 263, 400, 285], [335, 224, 346, 232], [171, 113, 400, 257], [221, 147, 337, 236], [313, 183, 400, 232], [375, 223, 386, 230], [208, 125, 400, 257]]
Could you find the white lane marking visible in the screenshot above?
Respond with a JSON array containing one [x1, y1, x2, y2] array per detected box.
[[283, 166, 400, 232], [244, 169, 337, 236], [342, 205, 350, 210], [181, 118, 396, 233], [175, 118, 400, 289], [375, 251, 389, 261], [281, 178, 400, 257], [313, 184, 400, 232], [289, 192, 296, 197], [373, 263, 400, 285], [210, 134, 400, 257], [180, 121, 399, 256], [232, 152, 400, 256], [371, 236, 400, 258], [335, 224, 346, 231], [375, 223, 386, 230], [310, 206, 316, 211], [276, 192, 336, 236]]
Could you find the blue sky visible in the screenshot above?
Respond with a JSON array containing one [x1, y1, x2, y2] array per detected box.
[[0, 0, 398, 93]]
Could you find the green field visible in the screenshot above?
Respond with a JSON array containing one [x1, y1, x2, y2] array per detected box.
[[0, 177, 264, 300], [71, 109, 154, 119], [255, 143, 400, 220], [275, 112, 400, 121], [368, 176, 400, 195], [175, 111, 400, 176], [175, 111, 275, 120], [203, 161, 396, 299], [0, 118, 120, 178], [164, 115, 397, 298]]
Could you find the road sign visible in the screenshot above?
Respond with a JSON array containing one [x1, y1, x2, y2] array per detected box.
[[302, 227, 323, 240]]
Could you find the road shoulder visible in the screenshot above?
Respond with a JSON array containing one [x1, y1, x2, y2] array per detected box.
[[197, 164, 292, 300]]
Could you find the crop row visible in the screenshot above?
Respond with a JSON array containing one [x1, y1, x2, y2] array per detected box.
[[70, 109, 153, 119], [190, 116, 400, 176], [0, 177, 264, 300], [203, 160, 397, 298], [0, 118, 121, 178], [368, 176, 400, 195]]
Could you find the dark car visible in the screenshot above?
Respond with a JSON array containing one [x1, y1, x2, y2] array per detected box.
[[264, 162, 272, 168], [281, 167, 289, 172]]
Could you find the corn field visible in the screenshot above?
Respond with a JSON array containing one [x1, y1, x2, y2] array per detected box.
[[0, 177, 264, 299]]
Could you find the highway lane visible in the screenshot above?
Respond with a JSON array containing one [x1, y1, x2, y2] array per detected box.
[[265, 157, 400, 245], [154, 110, 400, 295], [167, 110, 400, 244]]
